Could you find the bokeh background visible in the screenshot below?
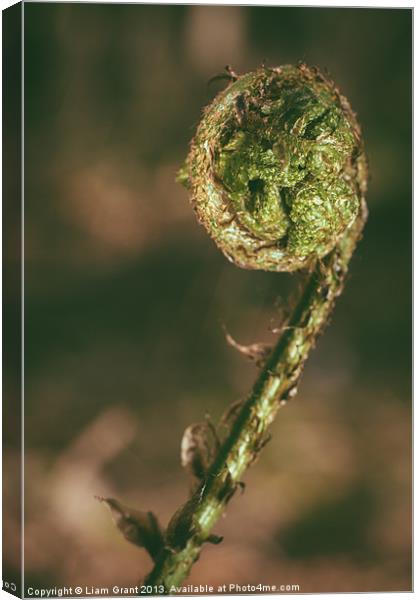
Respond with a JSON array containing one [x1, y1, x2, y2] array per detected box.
[[7, 4, 412, 594]]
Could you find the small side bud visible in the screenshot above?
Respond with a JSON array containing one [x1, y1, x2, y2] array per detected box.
[[180, 421, 218, 483], [97, 497, 164, 562], [206, 534, 224, 545]]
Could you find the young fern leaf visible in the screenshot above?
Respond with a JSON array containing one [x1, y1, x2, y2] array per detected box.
[[182, 63, 367, 272], [105, 64, 368, 593]]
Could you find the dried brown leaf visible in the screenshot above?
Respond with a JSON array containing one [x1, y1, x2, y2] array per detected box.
[[180, 421, 218, 482], [97, 496, 164, 561]]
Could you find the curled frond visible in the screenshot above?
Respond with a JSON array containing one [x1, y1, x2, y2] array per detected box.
[[180, 64, 368, 272]]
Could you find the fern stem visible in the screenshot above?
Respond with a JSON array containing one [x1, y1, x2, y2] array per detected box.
[[144, 201, 367, 593]]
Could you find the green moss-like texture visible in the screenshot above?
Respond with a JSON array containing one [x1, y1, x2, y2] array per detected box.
[[182, 65, 368, 271]]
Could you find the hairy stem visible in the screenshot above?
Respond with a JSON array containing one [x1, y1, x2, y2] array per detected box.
[[144, 200, 367, 593]]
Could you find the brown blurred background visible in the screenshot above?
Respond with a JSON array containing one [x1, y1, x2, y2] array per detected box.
[[6, 4, 413, 594]]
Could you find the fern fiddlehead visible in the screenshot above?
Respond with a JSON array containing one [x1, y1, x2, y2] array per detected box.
[[102, 64, 368, 594]]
